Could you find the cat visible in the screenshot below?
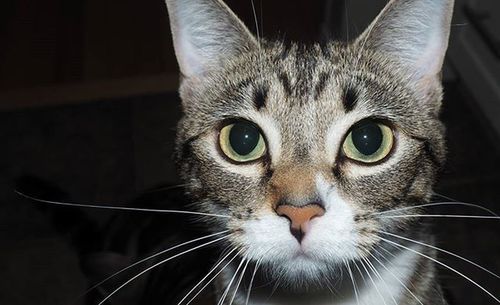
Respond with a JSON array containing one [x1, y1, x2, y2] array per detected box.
[[164, 0, 456, 304]]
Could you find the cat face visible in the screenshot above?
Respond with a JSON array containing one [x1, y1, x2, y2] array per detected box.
[[167, 0, 453, 286]]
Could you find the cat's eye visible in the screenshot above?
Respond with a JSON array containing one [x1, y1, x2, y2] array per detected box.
[[342, 120, 394, 164], [219, 121, 266, 163]]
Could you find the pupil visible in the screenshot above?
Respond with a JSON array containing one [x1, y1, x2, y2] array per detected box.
[[351, 122, 383, 156], [229, 122, 260, 156]]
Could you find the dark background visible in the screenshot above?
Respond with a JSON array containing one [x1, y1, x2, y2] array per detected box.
[[0, 0, 499, 304]]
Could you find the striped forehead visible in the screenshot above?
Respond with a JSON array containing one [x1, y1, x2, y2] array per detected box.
[[241, 46, 362, 161]]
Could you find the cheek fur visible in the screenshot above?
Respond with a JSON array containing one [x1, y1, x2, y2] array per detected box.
[[232, 175, 365, 278]]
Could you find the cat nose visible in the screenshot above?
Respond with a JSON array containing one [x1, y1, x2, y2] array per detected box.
[[275, 203, 325, 243]]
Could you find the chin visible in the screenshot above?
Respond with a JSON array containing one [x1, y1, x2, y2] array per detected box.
[[259, 251, 344, 291]]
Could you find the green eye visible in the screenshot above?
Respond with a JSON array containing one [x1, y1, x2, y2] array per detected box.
[[342, 120, 394, 163], [219, 121, 266, 163]]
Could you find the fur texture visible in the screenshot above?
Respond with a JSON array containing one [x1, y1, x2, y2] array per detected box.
[[165, 0, 455, 304]]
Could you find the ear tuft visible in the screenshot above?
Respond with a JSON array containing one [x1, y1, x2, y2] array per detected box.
[[165, 0, 257, 78], [357, 0, 455, 81]]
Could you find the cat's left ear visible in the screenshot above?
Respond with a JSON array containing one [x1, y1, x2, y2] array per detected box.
[[356, 0, 454, 84], [165, 0, 257, 79]]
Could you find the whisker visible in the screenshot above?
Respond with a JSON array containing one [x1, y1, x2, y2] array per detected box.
[[80, 230, 229, 300], [378, 230, 500, 279], [250, 0, 260, 44], [353, 260, 368, 287], [371, 201, 499, 217], [370, 250, 424, 305], [378, 243, 397, 260], [245, 258, 262, 305], [345, 259, 360, 305], [16, 190, 231, 218], [177, 247, 240, 305], [378, 236, 500, 303], [378, 214, 500, 220], [259, 0, 263, 39], [365, 257, 397, 305], [98, 234, 231, 305], [183, 249, 244, 305], [217, 255, 247, 305], [144, 183, 189, 193], [250, 0, 264, 84], [361, 258, 388, 305], [344, 0, 349, 42], [229, 257, 251, 305]]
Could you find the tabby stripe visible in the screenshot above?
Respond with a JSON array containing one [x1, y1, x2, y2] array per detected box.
[[254, 85, 268, 110], [278, 72, 293, 96], [343, 87, 358, 112], [314, 72, 331, 100]]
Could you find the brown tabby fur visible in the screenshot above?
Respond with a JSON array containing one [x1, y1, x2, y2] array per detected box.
[[167, 0, 454, 304]]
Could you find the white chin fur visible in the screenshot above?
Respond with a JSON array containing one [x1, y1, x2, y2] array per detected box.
[[240, 174, 359, 283]]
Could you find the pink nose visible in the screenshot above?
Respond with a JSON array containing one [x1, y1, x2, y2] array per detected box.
[[276, 204, 325, 242]]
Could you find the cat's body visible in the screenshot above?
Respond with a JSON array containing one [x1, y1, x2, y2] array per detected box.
[[164, 0, 455, 304]]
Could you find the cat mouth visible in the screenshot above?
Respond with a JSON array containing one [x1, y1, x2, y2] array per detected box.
[[290, 248, 321, 262]]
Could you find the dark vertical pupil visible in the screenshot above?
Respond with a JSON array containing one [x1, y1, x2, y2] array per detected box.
[[351, 122, 383, 156], [229, 122, 260, 156]]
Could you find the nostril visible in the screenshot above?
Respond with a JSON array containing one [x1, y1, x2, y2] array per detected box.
[[290, 227, 304, 243], [275, 203, 325, 242]]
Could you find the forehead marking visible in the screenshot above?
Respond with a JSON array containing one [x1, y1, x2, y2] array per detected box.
[[278, 72, 293, 96], [343, 87, 358, 112], [254, 85, 268, 110], [314, 71, 331, 101]]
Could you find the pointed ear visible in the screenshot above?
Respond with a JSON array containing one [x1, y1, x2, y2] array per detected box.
[[356, 0, 454, 82], [165, 0, 257, 78]]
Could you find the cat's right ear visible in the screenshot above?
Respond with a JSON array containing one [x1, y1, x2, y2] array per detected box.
[[165, 0, 257, 79], [356, 0, 454, 84]]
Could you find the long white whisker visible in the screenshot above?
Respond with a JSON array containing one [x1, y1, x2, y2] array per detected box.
[[345, 259, 360, 305], [98, 234, 231, 305], [218, 255, 247, 305], [378, 214, 500, 220], [353, 260, 368, 287], [250, 0, 264, 84], [371, 250, 422, 305], [245, 258, 261, 305], [16, 191, 230, 218], [432, 192, 463, 204], [144, 183, 189, 193], [365, 257, 397, 305], [184, 249, 245, 305], [250, 0, 260, 44], [379, 236, 500, 303], [229, 257, 251, 305], [259, 0, 263, 39], [378, 230, 500, 279], [178, 247, 239, 305], [81, 230, 229, 300], [371, 248, 424, 305], [378, 244, 397, 260], [344, 0, 349, 43], [371, 202, 499, 217], [361, 258, 388, 305]]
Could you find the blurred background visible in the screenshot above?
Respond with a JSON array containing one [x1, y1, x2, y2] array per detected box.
[[0, 0, 499, 304]]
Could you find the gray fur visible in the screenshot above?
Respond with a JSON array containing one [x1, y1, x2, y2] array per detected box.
[[165, 0, 454, 304]]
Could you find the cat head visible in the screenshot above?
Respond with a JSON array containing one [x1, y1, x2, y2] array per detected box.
[[167, 0, 453, 286]]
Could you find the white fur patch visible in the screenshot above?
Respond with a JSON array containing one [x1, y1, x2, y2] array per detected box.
[[246, 245, 421, 305], [240, 174, 359, 280], [340, 245, 421, 305]]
